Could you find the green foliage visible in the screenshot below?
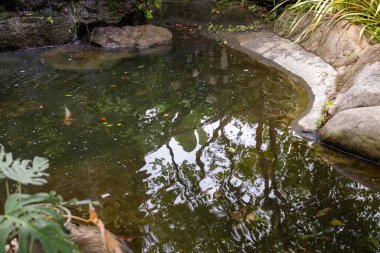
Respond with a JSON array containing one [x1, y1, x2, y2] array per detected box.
[[275, 0, 380, 42], [208, 23, 259, 32], [0, 146, 49, 186], [138, 0, 161, 20], [0, 192, 79, 253], [0, 145, 97, 253], [316, 99, 334, 128]]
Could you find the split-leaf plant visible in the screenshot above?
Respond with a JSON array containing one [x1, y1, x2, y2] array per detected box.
[[0, 145, 96, 253]]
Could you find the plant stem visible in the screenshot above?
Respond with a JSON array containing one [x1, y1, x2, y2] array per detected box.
[[63, 214, 91, 224], [5, 179, 10, 197], [17, 182, 22, 194]]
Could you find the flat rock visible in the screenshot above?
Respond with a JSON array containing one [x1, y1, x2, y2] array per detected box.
[[91, 25, 172, 49], [320, 106, 380, 161], [0, 16, 75, 50]]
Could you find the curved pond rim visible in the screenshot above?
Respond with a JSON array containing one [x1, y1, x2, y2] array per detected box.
[[209, 32, 316, 139]]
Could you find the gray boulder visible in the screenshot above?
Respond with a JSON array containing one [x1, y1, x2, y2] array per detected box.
[[91, 25, 172, 49], [0, 16, 75, 50], [319, 106, 380, 161], [275, 13, 370, 69], [333, 44, 380, 113]]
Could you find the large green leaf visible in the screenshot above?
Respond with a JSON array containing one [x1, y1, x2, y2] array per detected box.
[[0, 192, 79, 253], [0, 145, 49, 185], [0, 145, 12, 179]]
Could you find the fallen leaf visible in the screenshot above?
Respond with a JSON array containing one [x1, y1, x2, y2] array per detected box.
[[163, 113, 169, 117], [227, 147, 236, 153], [316, 207, 331, 218], [230, 211, 243, 221], [101, 117, 107, 121], [330, 219, 344, 227], [65, 94, 73, 97], [106, 124, 113, 127], [246, 212, 256, 223], [117, 123, 122, 126], [192, 70, 200, 78], [110, 84, 118, 88]]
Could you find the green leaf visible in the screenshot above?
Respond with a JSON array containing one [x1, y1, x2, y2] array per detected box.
[[0, 145, 12, 179], [0, 193, 79, 253], [145, 10, 153, 20], [316, 207, 331, 217], [0, 145, 49, 185], [330, 219, 345, 227]]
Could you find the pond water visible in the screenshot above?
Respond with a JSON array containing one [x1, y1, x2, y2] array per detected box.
[[1, 32, 380, 252]]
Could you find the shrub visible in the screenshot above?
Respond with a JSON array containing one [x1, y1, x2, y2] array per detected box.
[[275, 0, 380, 42]]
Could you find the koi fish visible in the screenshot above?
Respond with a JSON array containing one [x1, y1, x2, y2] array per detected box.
[[64, 105, 73, 126]]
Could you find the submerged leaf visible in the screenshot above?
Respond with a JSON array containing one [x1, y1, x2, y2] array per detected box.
[[230, 211, 243, 221], [316, 207, 331, 217], [330, 219, 345, 227], [246, 212, 256, 223]]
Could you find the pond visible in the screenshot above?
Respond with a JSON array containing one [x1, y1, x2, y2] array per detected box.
[[0, 32, 380, 252]]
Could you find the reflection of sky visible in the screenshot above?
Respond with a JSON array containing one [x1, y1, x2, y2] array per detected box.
[[140, 117, 267, 209]]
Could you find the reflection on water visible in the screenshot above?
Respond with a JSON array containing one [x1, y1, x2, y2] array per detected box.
[[0, 32, 380, 252]]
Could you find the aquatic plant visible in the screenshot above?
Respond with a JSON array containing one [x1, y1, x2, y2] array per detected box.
[[275, 0, 380, 42], [0, 145, 98, 253]]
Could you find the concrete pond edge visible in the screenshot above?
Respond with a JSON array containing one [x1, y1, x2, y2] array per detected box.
[[211, 31, 337, 137], [210, 30, 380, 164]]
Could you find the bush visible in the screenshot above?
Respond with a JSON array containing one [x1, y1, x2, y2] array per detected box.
[[275, 0, 380, 42]]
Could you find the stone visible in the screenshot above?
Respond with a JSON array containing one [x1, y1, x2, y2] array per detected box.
[[301, 20, 370, 69], [334, 62, 380, 113], [274, 12, 370, 69], [41, 44, 171, 70], [333, 44, 380, 113], [0, 16, 75, 50], [91, 25, 172, 49], [319, 106, 380, 161]]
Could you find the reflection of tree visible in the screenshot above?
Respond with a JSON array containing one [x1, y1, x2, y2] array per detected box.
[[1, 34, 379, 252]]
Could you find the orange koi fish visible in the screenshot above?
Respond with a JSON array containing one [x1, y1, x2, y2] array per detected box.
[[64, 105, 73, 126]]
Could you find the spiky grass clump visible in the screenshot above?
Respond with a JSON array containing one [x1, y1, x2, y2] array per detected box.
[[275, 0, 380, 42]]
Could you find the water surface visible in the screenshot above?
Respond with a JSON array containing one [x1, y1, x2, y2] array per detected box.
[[0, 33, 380, 252]]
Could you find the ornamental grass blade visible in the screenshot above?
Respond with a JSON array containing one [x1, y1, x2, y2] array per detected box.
[[0, 193, 79, 253], [1, 152, 49, 185]]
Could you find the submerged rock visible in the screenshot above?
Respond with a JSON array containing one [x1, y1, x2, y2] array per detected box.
[[320, 106, 380, 162], [0, 16, 75, 50], [91, 25, 172, 49], [41, 46, 136, 70], [41, 45, 171, 70]]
